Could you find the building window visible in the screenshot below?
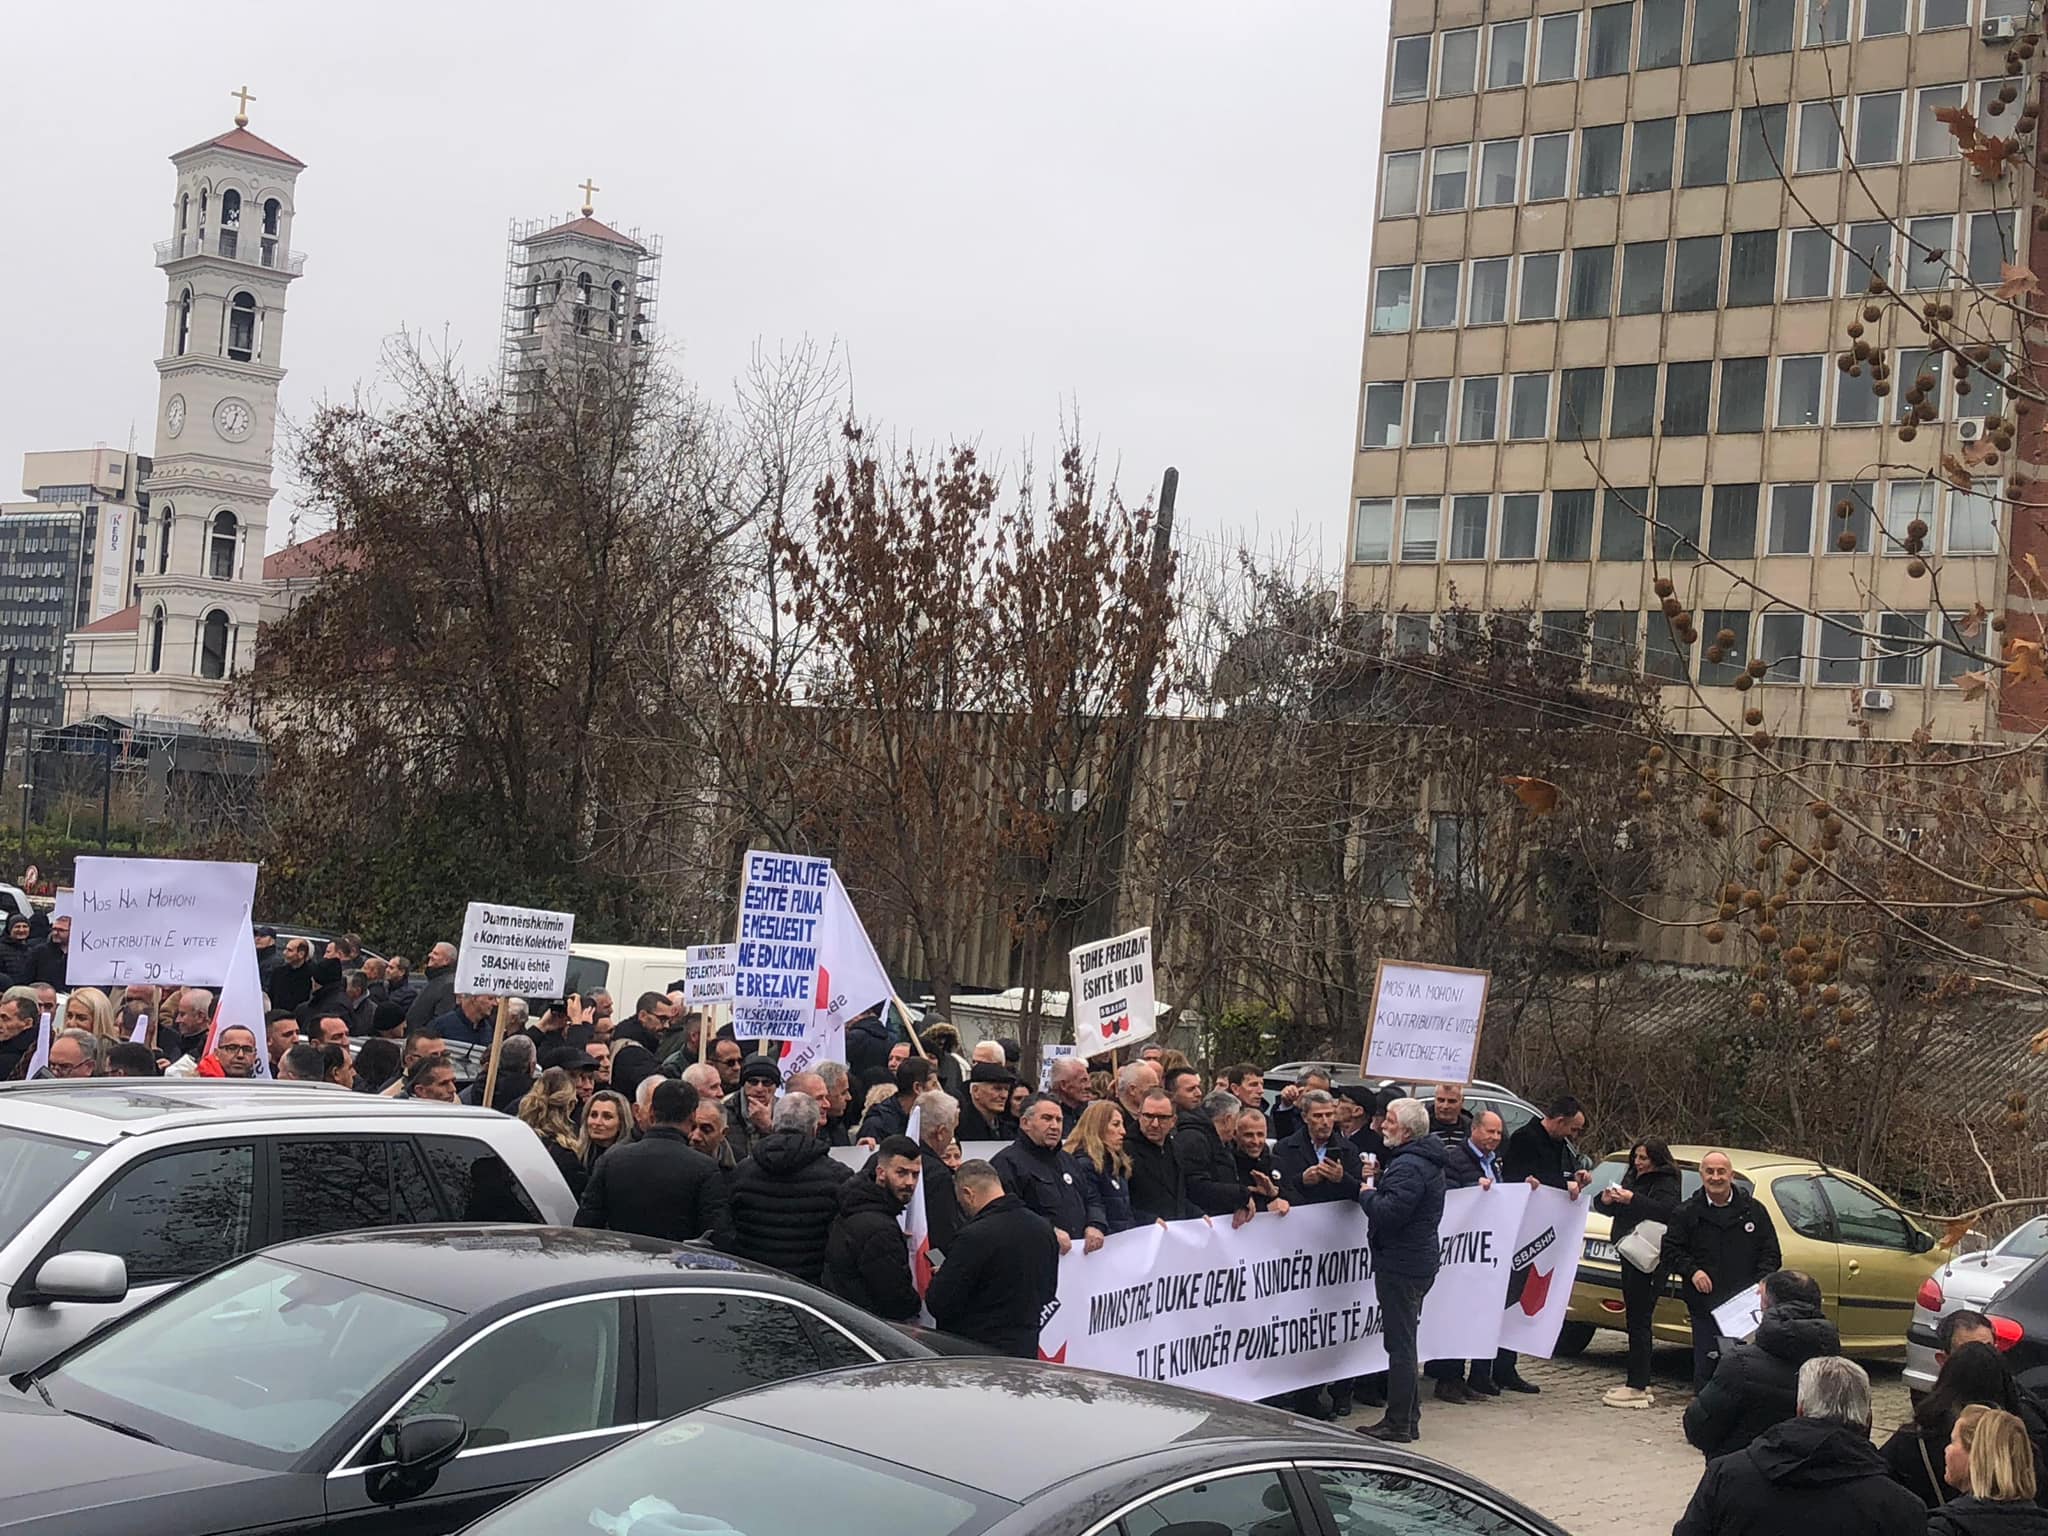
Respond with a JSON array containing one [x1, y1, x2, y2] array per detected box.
[[1865, 0, 1907, 32], [226, 292, 257, 362], [1709, 484, 1760, 559], [198, 609, 231, 680], [1579, 125, 1623, 196], [1786, 227, 1834, 298], [1609, 369, 1658, 439], [1856, 91, 1903, 163], [1673, 237, 1722, 311], [1656, 485, 1705, 559], [1568, 246, 1614, 318], [1591, 610, 1639, 680], [1729, 230, 1778, 305], [1382, 151, 1422, 217], [1518, 252, 1561, 319], [1449, 494, 1491, 558], [1411, 380, 1450, 445], [1905, 216, 1953, 290], [156, 504, 173, 573], [1601, 486, 1649, 558], [1394, 614, 1433, 654], [1938, 613, 1979, 685], [1716, 356, 1769, 429], [1390, 34, 1431, 101], [1488, 20, 1528, 87], [1362, 383, 1404, 448], [1795, 100, 1844, 172], [1429, 145, 1471, 212], [1915, 85, 1964, 159], [1400, 498, 1442, 562], [1969, 211, 2014, 287], [146, 605, 165, 673], [1738, 105, 1787, 181], [608, 279, 625, 339], [1884, 480, 1939, 556], [1587, 3, 1633, 74], [1701, 610, 1752, 685], [1477, 139, 1520, 206], [1549, 490, 1595, 560], [1431, 813, 1483, 892], [1527, 134, 1572, 200], [1804, 0, 1850, 45], [1370, 267, 1412, 333], [1749, 0, 1797, 51], [1419, 262, 1461, 327], [1536, 12, 1580, 80], [1767, 484, 1815, 554], [1640, 0, 1685, 66], [1645, 614, 1690, 681], [1778, 356, 1825, 427], [1836, 357, 1883, 425], [1828, 482, 1875, 554], [1663, 362, 1712, 436], [1630, 117, 1676, 193], [1899, 347, 1945, 418], [1619, 242, 1666, 315], [1458, 378, 1500, 442], [1438, 28, 1479, 95], [1843, 221, 1893, 294], [209, 510, 238, 580], [175, 289, 192, 357], [1876, 613, 1929, 686], [1759, 611, 1806, 681], [217, 188, 241, 259], [1682, 112, 1731, 187], [1559, 369, 1606, 441], [1694, 0, 1740, 60], [1354, 499, 1394, 562], [1922, 0, 1967, 29], [1508, 373, 1551, 439], [1949, 479, 1999, 553], [1499, 494, 1541, 559]]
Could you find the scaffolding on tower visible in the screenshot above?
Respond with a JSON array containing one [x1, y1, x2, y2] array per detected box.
[[499, 213, 662, 414]]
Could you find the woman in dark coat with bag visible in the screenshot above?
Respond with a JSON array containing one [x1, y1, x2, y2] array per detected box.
[[1598, 1137, 1682, 1409]]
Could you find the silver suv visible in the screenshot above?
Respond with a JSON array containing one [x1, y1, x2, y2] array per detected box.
[[0, 1080, 576, 1372]]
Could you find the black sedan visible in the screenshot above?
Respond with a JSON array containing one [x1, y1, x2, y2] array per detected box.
[[0, 1225, 931, 1535], [456, 1356, 1572, 1536]]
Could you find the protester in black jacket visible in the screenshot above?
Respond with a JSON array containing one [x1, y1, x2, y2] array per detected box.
[[1685, 1270, 1841, 1459], [858, 1056, 932, 1143], [21, 921, 67, 988], [1598, 1137, 1684, 1406], [957, 1061, 1021, 1143], [992, 1096, 1106, 1250], [1427, 1082, 1474, 1145], [0, 916, 32, 985], [1357, 1100, 1449, 1444], [1068, 1101, 1139, 1233], [925, 1159, 1059, 1358], [1881, 1342, 2046, 1509], [573, 1079, 733, 1246], [1674, 1358, 1926, 1536], [845, 1010, 893, 1099], [1662, 1150, 1784, 1389], [403, 943, 458, 1030], [1273, 1090, 1364, 1205], [825, 1136, 923, 1321], [1126, 1088, 1195, 1221], [1173, 1091, 1260, 1219], [1430, 1110, 1506, 1404], [1232, 1109, 1288, 1213], [721, 1094, 854, 1284]]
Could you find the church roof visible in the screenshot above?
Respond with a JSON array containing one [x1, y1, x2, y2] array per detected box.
[[173, 127, 306, 169], [527, 215, 646, 253], [75, 604, 140, 635], [262, 528, 347, 582]]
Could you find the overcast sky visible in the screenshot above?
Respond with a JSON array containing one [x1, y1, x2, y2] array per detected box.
[[3, 2, 1383, 563]]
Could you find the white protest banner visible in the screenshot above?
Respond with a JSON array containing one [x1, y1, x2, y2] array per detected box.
[[70, 856, 257, 987], [1040, 1043, 1075, 1090], [779, 872, 897, 1073], [1069, 927, 1155, 1058], [1039, 1187, 1546, 1400], [683, 944, 737, 1007], [454, 902, 575, 996], [1361, 959, 1490, 1085], [732, 851, 832, 1040], [1713, 1285, 1764, 1342], [1495, 1185, 1595, 1355]]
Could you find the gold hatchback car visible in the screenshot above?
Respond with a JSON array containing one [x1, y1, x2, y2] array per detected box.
[[1561, 1145, 1952, 1358]]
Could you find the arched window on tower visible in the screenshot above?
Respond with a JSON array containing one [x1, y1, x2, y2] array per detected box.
[[156, 505, 173, 573], [218, 189, 241, 259], [574, 272, 593, 335], [175, 290, 192, 357], [198, 609, 231, 680], [209, 510, 238, 580], [147, 606, 166, 673], [178, 192, 190, 253], [226, 292, 256, 362], [261, 198, 281, 267], [197, 188, 208, 250], [608, 279, 625, 339]]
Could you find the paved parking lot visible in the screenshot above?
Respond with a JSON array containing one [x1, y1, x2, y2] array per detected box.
[[1332, 1334, 1911, 1536]]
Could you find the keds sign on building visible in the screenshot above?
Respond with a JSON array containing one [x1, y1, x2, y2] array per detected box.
[[454, 902, 575, 996]]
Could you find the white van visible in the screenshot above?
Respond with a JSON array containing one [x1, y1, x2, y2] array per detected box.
[[563, 943, 699, 1010]]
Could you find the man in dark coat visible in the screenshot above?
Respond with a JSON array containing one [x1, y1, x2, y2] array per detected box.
[[926, 1159, 1059, 1358], [1173, 1089, 1264, 1220], [720, 1090, 853, 1283], [858, 1056, 932, 1143], [1685, 1269, 1840, 1461], [403, 942, 459, 1030], [1127, 1087, 1195, 1221], [1431, 1109, 1507, 1402], [1662, 1149, 1784, 1389], [1493, 1095, 1593, 1394], [844, 1009, 893, 1098], [21, 916, 68, 988], [1428, 1081, 1474, 1145], [722, 1054, 781, 1163], [993, 1095, 1107, 1252], [1356, 1097, 1449, 1445], [824, 1135, 922, 1321], [956, 1061, 1020, 1143], [0, 915, 34, 985], [574, 1079, 734, 1246], [1273, 1089, 1364, 1205], [1674, 1356, 1925, 1536], [915, 1090, 966, 1258]]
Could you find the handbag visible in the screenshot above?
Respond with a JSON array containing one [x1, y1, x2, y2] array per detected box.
[[1616, 1219, 1668, 1274]]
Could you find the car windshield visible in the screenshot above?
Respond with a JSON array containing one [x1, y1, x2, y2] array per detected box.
[[466, 1416, 997, 1536], [0, 1126, 97, 1248], [1999, 1219, 2048, 1260], [48, 1254, 453, 1466]]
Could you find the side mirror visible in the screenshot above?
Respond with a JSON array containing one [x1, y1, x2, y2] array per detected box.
[[28, 1252, 128, 1305], [391, 1414, 466, 1473], [1911, 1227, 1937, 1255]]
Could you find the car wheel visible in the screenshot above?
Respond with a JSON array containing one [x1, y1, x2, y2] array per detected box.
[[1554, 1322, 1596, 1357]]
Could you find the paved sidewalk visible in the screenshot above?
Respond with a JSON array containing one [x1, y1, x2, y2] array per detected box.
[[1330, 1336, 1911, 1536]]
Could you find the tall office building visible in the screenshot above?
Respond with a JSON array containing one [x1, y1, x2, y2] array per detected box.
[[1348, 0, 2033, 742]]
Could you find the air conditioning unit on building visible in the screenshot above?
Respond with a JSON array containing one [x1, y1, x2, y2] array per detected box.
[[1860, 687, 1896, 713], [1958, 417, 1986, 443], [1984, 14, 2019, 42]]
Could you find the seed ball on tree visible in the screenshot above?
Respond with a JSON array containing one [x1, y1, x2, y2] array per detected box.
[[1836, 530, 1858, 551], [1735, 672, 1755, 691], [1821, 983, 1841, 1004], [1749, 994, 1769, 1018], [1636, 787, 1655, 805], [1725, 882, 1745, 902], [1706, 923, 1726, 944], [1747, 657, 1769, 677], [1743, 888, 1764, 908], [1757, 922, 1780, 944], [1745, 706, 1764, 725], [1648, 744, 1666, 763], [1966, 911, 1985, 930], [1908, 558, 1928, 577], [1800, 1004, 1819, 1023]]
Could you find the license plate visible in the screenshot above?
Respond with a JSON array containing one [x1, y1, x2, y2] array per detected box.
[[1584, 1239, 1619, 1264]]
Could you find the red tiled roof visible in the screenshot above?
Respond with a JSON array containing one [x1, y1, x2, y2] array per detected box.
[[528, 215, 645, 252], [262, 528, 350, 582], [75, 604, 139, 635], [173, 127, 306, 169]]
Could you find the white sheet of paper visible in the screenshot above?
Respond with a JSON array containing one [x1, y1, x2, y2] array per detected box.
[[1713, 1286, 1763, 1340]]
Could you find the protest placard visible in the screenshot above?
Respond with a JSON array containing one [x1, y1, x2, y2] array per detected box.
[[69, 856, 257, 987], [1040, 1042, 1075, 1090], [683, 944, 737, 1007], [1361, 959, 1489, 1084], [1713, 1285, 1764, 1341], [454, 901, 576, 996], [1495, 1185, 1595, 1356], [1069, 927, 1156, 1058], [732, 851, 832, 1040]]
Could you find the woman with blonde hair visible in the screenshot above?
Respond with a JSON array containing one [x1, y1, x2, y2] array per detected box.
[[1932, 1405, 2048, 1533], [518, 1067, 586, 1197], [577, 1087, 635, 1176], [1066, 1099, 1136, 1234], [63, 987, 119, 1048]]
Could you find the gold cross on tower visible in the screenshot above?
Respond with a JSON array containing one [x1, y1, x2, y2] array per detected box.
[[231, 85, 256, 128], [579, 178, 600, 216]]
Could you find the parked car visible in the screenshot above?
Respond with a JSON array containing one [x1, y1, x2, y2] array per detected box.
[[261, 923, 387, 965], [1904, 1218, 2048, 1392], [0, 1080, 575, 1372], [456, 1355, 1571, 1536], [1263, 1065, 1546, 1142], [1561, 1144, 1948, 1357], [563, 943, 696, 1010], [0, 1226, 934, 1535]]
